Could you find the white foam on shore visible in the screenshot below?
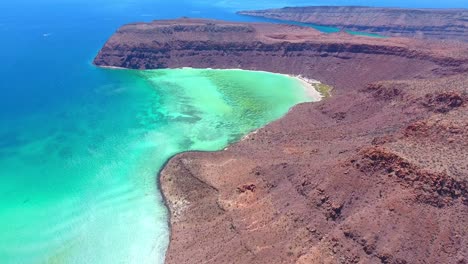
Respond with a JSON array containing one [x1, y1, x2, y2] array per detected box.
[[98, 65, 127, 70]]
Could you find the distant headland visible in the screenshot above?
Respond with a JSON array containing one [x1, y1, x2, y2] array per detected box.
[[238, 6, 468, 42]]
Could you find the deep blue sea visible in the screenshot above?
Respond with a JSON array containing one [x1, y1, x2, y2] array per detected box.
[[1, 0, 466, 120], [1, 0, 465, 263]]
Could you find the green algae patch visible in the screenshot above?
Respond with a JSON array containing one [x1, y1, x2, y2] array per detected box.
[[313, 83, 333, 98]]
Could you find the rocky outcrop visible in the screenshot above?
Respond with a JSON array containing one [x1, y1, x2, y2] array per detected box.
[[94, 18, 468, 264], [238, 6, 468, 42]]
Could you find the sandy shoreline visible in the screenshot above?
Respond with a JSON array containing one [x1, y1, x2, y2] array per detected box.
[[181, 67, 326, 101], [99, 65, 326, 102], [292, 75, 324, 101]]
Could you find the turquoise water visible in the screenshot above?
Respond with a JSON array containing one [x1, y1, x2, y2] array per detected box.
[[0, 67, 313, 263], [237, 15, 388, 37], [0, 1, 318, 262], [346, 30, 388, 38], [1, 0, 461, 263]]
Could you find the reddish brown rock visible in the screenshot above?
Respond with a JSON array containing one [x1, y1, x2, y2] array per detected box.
[[94, 18, 468, 264]]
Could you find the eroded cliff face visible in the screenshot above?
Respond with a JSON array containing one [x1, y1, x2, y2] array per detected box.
[[238, 6, 468, 42], [94, 18, 468, 264], [94, 19, 467, 93]]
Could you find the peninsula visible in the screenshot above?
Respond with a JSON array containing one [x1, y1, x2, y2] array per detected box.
[[94, 17, 468, 264], [238, 6, 468, 41]]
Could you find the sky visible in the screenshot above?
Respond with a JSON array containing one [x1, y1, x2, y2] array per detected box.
[[2, 0, 468, 9]]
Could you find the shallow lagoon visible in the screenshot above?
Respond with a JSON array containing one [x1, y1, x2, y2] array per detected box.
[[0, 68, 314, 263]]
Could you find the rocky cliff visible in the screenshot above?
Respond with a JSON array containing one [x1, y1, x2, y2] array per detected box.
[[94, 18, 468, 264], [94, 19, 467, 92], [238, 6, 468, 42]]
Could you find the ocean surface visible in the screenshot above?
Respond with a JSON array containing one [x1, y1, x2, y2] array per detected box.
[[0, 0, 465, 263]]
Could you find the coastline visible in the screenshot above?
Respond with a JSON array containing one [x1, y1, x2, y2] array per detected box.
[[94, 63, 323, 262], [94, 18, 468, 264], [150, 67, 326, 263]]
